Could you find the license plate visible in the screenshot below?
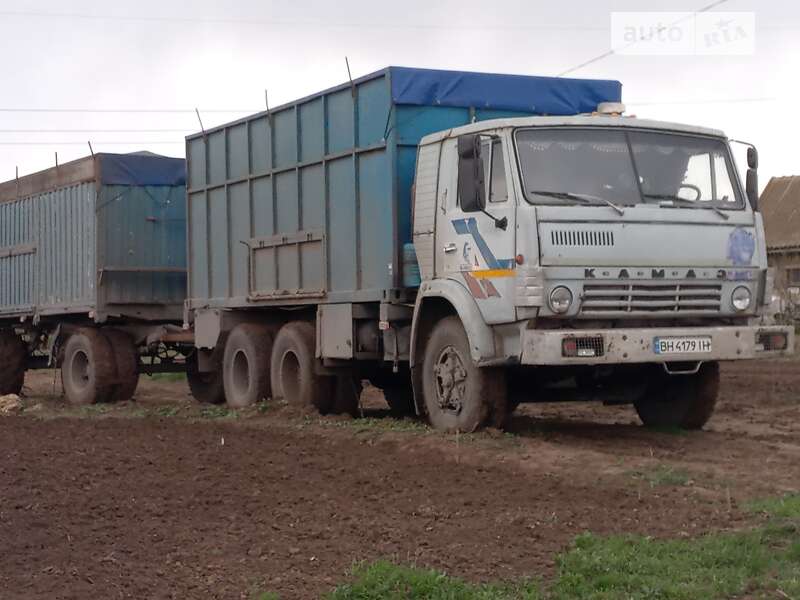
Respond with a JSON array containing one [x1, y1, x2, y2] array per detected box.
[[653, 336, 712, 355]]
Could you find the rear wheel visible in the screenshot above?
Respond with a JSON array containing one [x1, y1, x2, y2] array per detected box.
[[103, 329, 139, 402], [270, 321, 335, 414], [0, 331, 26, 396], [186, 351, 225, 404], [421, 316, 507, 432], [222, 324, 273, 408], [634, 362, 720, 430], [61, 329, 117, 405]]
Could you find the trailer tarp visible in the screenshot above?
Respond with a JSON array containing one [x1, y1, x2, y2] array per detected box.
[[98, 153, 186, 186], [389, 66, 622, 115]]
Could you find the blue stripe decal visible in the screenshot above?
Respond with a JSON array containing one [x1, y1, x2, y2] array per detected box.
[[451, 217, 514, 270]]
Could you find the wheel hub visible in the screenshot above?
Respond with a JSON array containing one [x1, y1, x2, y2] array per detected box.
[[433, 345, 467, 413], [70, 349, 90, 391]]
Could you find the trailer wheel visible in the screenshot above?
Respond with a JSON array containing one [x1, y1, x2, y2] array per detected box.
[[222, 324, 273, 408], [186, 351, 225, 405], [634, 362, 720, 430], [421, 316, 506, 432], [0, 331, 27, 396], [61, 329, 117, 405], [270, 321, 335, 414], [382, 386, 415, 416], [103, 329, 139, 402]]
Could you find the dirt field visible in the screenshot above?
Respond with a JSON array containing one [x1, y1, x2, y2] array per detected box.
[[1, 360, 798, 599]]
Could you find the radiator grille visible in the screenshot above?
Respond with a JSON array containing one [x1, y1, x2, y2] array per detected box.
[[550, 229, 614, 247], [581, 282, 722, 314]]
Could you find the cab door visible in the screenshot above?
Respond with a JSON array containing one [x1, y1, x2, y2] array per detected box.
[[435, 134, 517, 324]]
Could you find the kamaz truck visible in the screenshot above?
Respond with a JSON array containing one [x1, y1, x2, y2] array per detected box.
[[184, 67, 793, 431]]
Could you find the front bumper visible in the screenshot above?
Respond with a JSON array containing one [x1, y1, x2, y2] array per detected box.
[[520, 324, 794, 365]]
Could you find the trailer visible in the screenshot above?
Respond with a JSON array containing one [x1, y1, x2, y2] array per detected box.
[[186, 66, 792, 430], [0, 152, 189, 404]]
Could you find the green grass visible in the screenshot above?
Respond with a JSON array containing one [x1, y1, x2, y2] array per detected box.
[[324, 494, 800, 600], [198, 405, 237, 420], [629, 464, 691, 488], [148, 372, 187, 382], [747, 493, 800, 521], [327, 561, 541, 600], [153, 405, 180, 418], [550, 492, 800, 599]]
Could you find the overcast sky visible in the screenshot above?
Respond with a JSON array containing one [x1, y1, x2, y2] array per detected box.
[[1, 0, 798, 189]]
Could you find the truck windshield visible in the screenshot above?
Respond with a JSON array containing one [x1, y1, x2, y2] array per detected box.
[[515, 128, 743, 209]]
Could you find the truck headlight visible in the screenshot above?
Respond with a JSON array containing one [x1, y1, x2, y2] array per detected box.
[[731, 286, 752, 311], [549, 286, 573, 314]]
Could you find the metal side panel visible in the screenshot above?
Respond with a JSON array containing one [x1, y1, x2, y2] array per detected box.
[[250, 230, 326, 299], [317, 303, 354, 359], [411, 142, 441, 281], [185, 70, 399, 308], [0, 182, 97, 319]]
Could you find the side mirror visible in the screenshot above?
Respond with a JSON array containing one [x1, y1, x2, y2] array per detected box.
[[457, 134, 486, 213], [747, 146, 758, 169], [746, 168, 759, 211]]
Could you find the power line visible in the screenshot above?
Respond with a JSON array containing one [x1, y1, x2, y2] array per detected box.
[[0, 9, 607, 31], [556, 0, 731, 76], [0, 108, 258, 114], [0, 129, 195, 133], [0, 141, 183, 146]]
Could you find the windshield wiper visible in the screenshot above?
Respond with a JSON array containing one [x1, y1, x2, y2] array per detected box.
[[642, 194, 729, 221], [529, 190, 625, 215]]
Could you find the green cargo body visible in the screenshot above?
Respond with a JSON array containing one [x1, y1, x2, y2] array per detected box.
[[185, 66, 622, 310], [0, 153, 187, 324]]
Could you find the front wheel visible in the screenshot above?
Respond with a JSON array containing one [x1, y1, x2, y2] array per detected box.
[[634, 362, 719, 430], [421, 316, 506, 432]]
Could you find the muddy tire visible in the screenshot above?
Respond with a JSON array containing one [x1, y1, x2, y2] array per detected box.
[[186, 351, 226, 405], [103, 329, 140, 402], [270, 321, 335, 414], [0, 331, 26, 396], [222, 324, 273, 408], [383, 386, 415, 416], [61, 329, 117, 405], [634, 362, 720, 430], [421, 316, 507, 432]]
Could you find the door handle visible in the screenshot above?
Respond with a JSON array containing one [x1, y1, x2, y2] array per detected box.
[[443, 243, 457, 253]]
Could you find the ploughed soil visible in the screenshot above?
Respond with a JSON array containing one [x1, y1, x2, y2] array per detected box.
[[1, 360, 798, 599]]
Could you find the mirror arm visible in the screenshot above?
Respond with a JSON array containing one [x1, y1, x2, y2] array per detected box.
[[480, 209, 508, 230]]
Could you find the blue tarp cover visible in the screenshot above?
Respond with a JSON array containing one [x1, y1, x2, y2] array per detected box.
[[98, 153, 186, 186], [389, 67, 621, 115]]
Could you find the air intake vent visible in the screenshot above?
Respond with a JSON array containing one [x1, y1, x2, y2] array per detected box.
[[550, 229, 615, 247], [580, 282, 723, 315]]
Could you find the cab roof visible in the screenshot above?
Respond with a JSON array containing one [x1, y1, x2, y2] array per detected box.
[[419, 115, 727, 145]]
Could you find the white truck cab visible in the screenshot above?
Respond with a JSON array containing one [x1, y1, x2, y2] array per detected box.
[[410, 113, 793, 430]]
